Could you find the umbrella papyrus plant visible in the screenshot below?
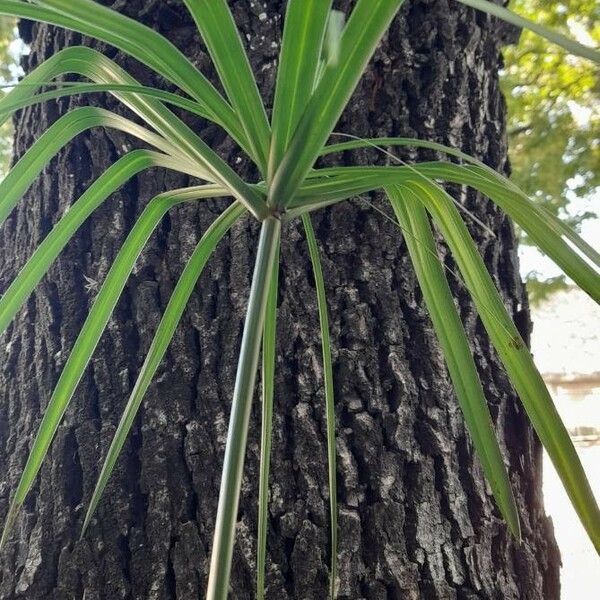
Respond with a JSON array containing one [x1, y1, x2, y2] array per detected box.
[[0, 1, 599, 598]]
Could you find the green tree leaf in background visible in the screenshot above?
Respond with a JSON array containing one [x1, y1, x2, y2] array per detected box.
[[502, 0, 600, 299], [0, 16, 17, 177]]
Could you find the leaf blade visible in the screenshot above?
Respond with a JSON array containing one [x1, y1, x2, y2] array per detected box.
[[0, 185, 231, 550], [302, 214, 338, 598], [387, 185, 520, 539], [268, 0, 406, 206], [82, 201, 245, 534], [182, 0, 270, 174], [269, 0, 334, 179], [27, 0, 245, 138], [295, 163, 600, 304], [257, 240, 280, 600], [0, 107, 204, 227], [405, 178, 600, 553], [0, 82, 211, 127], [0, 150, 187, 335], [0, 45, 258, 166]]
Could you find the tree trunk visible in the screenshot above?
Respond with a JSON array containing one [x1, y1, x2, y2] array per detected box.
[[0, 1, 560, 598]]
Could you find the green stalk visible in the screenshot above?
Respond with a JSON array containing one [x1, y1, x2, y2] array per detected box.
[[302, 214, 338, 598], [256, 244, 280, 600], [207, 216, 282, 600]]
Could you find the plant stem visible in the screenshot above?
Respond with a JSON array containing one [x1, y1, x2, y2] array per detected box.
[[256, 243, 280, 600], [206, 216, 281, 600]]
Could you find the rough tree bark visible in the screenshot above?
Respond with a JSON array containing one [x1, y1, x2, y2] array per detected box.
[[0, 1, 560, 598]]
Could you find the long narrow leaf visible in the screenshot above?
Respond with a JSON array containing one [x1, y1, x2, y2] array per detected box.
[[82, 201, 245, 534], [268, 0, 333, 180], [320, 135, 491, 169], [207, 217, 281, 600], [0, 185, 231, 548], [295, 164, 600, 303], [292, 168, 414, 205], [0, 107, 204, 227], [404, 178, 600, 553], [0, 45, 249, 164], [538, 204, 600, 271], [268, 0, 406, 206], [22, 0, 245, 139], [0, 150, 188, 335], [387, 186, 520, 539], [183, 0, 270, 174], [1, 85, 264, 218], [0, 82, 211, 125], [302, 214, 338, 598], [257, 241, 280, 600], [0, 43, 266, 218], [456, 0, 600, 64], [1, 94, 264, 221], [0, 47, 204, 126], [405, 163, 600, 303]]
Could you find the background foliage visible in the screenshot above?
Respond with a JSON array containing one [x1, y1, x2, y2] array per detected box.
[[502, 0, 600, 300], [0, 17, 17, 178]]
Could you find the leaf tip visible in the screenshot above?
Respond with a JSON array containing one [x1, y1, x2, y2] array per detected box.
[[507, 510, 522, 545], [1, 501, 22, 551], [80, 499, 99, 540]]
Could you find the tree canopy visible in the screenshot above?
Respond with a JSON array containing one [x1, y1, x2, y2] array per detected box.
[[502, 0, 599, 299], [0, 17, 17, 178]]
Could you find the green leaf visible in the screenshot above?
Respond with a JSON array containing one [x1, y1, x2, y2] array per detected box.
[[401, 162, 600, 303], [295, 163, 600, 304], [323, 11, 345, 68], [0, 45, 255, 166], [268, 0, 406, 206], [23, 0, 246, 138], [446, 165, 600, 303], [82, 201, 245, 534], [0, 46, 206, 126], [456, 0, 600, 64], [539, 203, 600, 271], [207, 217, 281, 600], [0, 149, 188, 335], [257, 241, 280, 600], [0, 46, 270, 216], [403, 177, 600, 554], [0, 185, 232, 549], [0, 82, 211, 127], [0, 44, 266, 217], [320, 135, 492, 168], [292, 168, 414, 206], [0, 69, 266, 219], [0, 81, 211, 124], [183, 0, 270, 175], [0, 107, 204, 227], [302, 214, 338, 598], [386, 186, 521, 540], [268, 0, 333, 180]]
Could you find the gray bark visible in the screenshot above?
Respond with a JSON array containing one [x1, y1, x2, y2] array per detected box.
[[0, 1, 560, 598]]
